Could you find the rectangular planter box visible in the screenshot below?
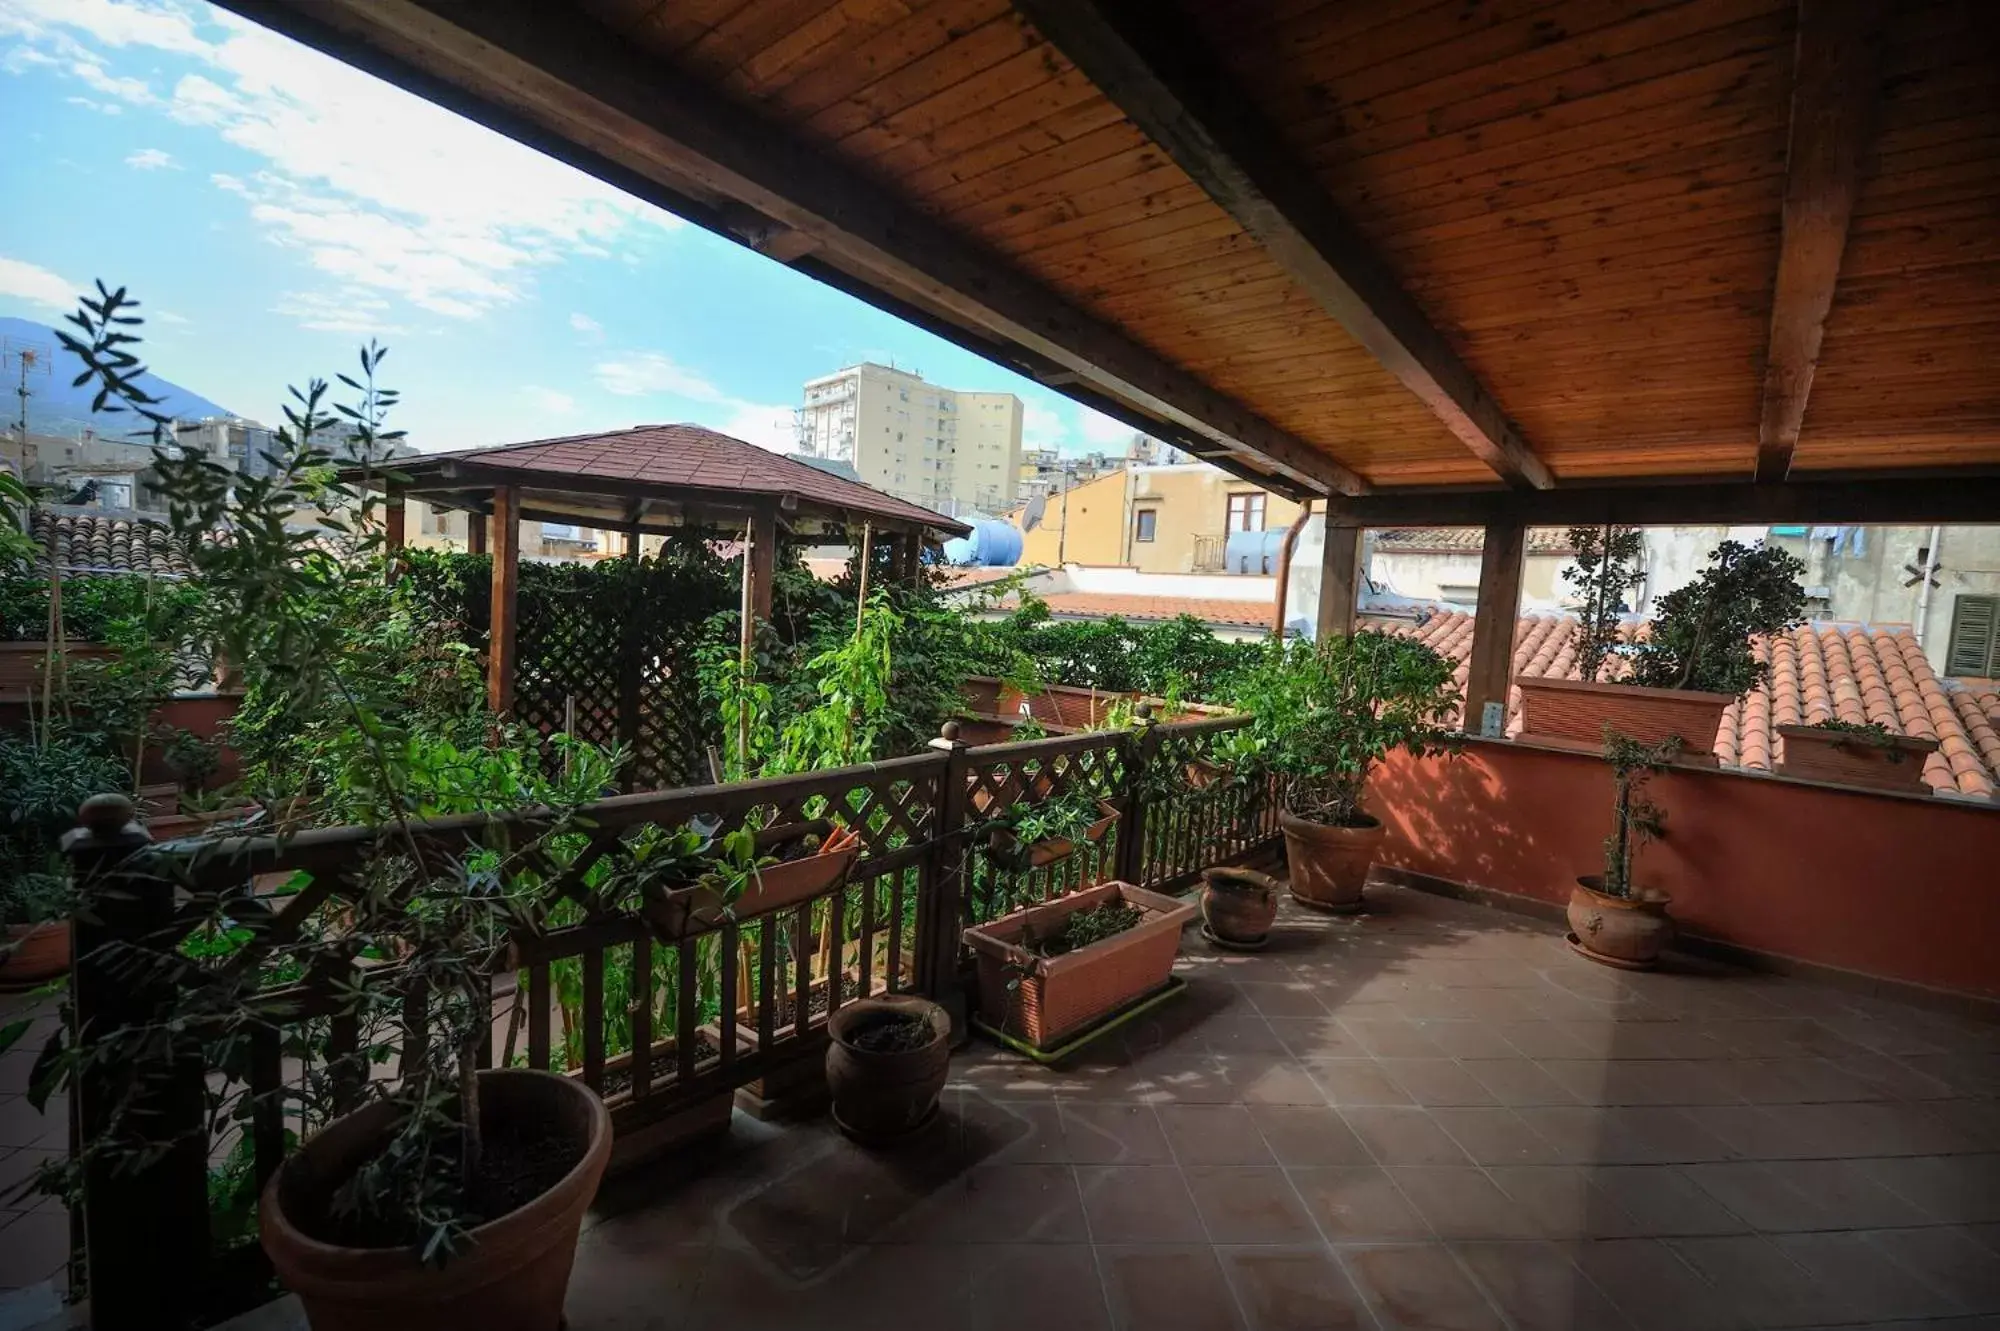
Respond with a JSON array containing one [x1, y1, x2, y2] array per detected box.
[[642, 844, 859, 940], [965, 881, 1195, 1049], [1777, 724, 1939, 794], [0, 640, 117, 694], [1515, 677, 1733, 758]]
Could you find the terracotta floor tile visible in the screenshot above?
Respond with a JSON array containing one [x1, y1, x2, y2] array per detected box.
[[1460, 1059, 1584, 1107], [1499, 1021, 1611, 1060], [1340, 1107, 1474, 1166], [1454, 1240, 1637, 1331], [1683, 1159, 1936, 1231], [1339, 1017, 1450, 1059], [1217, 1246, 1374, 1331], [1568, 1238, 1754, 1331], [1857, 1155, 2000, 1225], [1419, 1022, 1526, 1060], [1486, 1165, 1634, 1240], [1096, 1245, 1247, 1331], [1288, 1165, 1433, 1240], [1216, 1056, 1330, 1107], [1342, 1242, 1507, 1330], [1378, 1058, 1500, 1107], [1427, 1107, 1566, 1166], [1586, 1166, 1750, 1236], [1305, 1059, 1416, 1107], [1864, 1226, 2000, 1314], [1075, 1166, 1205, 1244], [894, 1164, 1086, 1245], [1771, 1230, 1967, 1324], [1181, 1166, 1319, 1244], [1234, 983, 1330, 1019], [1247, 1105, 1374, 1167], [1157, 1104, 1277, 1165], [1669, 1234, 1845, 1328], [1199, 1015, 1292, 1057], [1058, 1102, 1174, 1165], [968, 1245, 1110, 1331], [1387, 1166, 1546, 1239], [1264, 1017, 1369, 1060]]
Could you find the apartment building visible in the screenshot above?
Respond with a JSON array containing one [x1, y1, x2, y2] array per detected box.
[[1012, 462, 1301, 575], [796, 363, 1021, 517]]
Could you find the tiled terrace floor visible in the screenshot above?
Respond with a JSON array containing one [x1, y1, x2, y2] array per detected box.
[[8, 882, 2000, 1331]]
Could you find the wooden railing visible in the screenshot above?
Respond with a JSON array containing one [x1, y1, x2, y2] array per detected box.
[[59, 707, 1276, 1326]]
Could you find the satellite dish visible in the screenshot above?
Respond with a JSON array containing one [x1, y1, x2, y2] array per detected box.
[[1021, 490, 1047, 533]]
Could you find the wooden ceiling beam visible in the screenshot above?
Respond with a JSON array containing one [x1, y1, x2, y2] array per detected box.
[[214, 0, 1365, 498], [1323, 472, 2000, 528], [1755, 0, 1888, 484], [1013, 0, 1554, 492]]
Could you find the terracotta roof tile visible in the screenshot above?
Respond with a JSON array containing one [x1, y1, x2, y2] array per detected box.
[[1007, 592, 1273, 629], [393, 423, 969, 536], [30, 509, 196, 578], [1360, 610, 1998, 797], [1374, 528, 1573, 555]]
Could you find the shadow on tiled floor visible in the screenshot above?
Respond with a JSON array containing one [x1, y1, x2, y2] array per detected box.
[[8, 882, 1999, 1331], [557, 883, 2000, 1331]]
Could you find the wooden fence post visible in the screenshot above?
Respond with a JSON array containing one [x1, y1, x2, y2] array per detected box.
[[62, 793, 208, 1331], [918, 722, 972, 1026], [1116, 702, 1159, 886]]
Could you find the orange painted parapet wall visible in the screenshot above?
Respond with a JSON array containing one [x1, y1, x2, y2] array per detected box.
[[1370, 738, 2000, 1001]]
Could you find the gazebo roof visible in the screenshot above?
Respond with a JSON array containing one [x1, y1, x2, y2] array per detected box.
[[363, 423, 971, 538]]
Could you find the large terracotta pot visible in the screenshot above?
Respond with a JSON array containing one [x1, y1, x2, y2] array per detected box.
[[1565, 876, 1673, 970], [1515, 678, 1733, 759], [1200, 867, 1280, 949], [260, 1068, 610, 1331], [1280, 811, 1382, 914], [1, 922, 70, 989], [965, 881, 1195, 1050], [825, 995, 950, 1144]]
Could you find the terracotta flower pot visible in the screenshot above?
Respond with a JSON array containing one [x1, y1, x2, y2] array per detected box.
[[1514, 677, 1733, 758], [1565, 876, 1673, 970], [1775, 724, 1939, 794], [1280, 811, 1382, 913], [735, 845, 859, 920], [825, 995, 951, 1144], [260, 1068, 610, 1331], [1200, 866, 1280, 950], [964, 881, 1195, 1050], [1, 922, 69, 989]]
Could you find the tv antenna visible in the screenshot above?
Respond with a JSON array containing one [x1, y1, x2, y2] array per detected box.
[[3, 334, 53, 435]]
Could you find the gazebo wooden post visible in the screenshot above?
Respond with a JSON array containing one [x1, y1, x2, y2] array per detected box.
[[1317, 522, 1363, 639], [748, 506, 776, 625], [1463, 518, 1526, 737], [383, 491, 406, 554], [854, 521, 873, 629], [466, 511, 487, 556], [487, 485, 520, 717]]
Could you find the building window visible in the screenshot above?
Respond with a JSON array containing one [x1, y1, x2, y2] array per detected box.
[[1226, 492, 1267, 533], [1133, 508, 1158, 543], [1945, 594, 2000, 677]]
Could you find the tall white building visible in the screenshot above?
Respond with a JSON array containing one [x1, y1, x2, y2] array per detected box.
[[796, 363, 1022, 517]]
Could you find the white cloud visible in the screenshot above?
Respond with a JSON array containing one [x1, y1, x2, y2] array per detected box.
[[594, 352, 725, 401], [1021, 402, 1065, 448], [124, 146, 176, 170], [153, 309, 189, 324], [8, 1, 680, 328], [1078, 406, 1137, 449], [712, 402, 796, 454], [65, 95, 121, 114], [271, 289, 408, 336], [0, 255, 80, 311], [568, 312, 602, 339], [523, 385, 576, 416]]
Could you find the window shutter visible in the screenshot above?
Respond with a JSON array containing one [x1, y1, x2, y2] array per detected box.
[[1944, 595, 1999, 677]]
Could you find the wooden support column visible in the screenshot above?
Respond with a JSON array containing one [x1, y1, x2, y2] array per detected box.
[[624, 527, 641, 560], [383, 494, 406, 552], [466, 510, 487, 555], [747, 506, 776, 626], [1463, 519, 1527, 737], [1316, 522, 1363, 640], [487, 485, 519, 716]]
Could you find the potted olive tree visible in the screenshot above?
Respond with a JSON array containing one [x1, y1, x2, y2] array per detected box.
[[1519, 535, 1806, 758], [1233, 631, 1460, 912], [1569, 731, 1681, 968], [1776, 718, 1939, 794]]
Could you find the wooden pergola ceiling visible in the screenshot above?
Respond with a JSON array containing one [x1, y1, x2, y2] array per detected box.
[[216, 0, 2000, 512]]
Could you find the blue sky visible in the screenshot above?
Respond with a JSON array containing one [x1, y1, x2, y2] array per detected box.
[[0, 0, 1139, 455]]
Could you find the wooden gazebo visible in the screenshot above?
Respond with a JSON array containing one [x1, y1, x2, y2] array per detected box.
[[234, 0, 1998, 729], [358, 423, 968, 767]]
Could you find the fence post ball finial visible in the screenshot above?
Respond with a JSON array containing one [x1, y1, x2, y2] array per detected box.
[[939, 720, 962, 743], [79, 793, 137, 836], [1135, 701, 1154, 722]]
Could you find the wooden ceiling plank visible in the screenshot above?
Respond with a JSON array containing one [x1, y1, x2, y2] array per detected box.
[[1755, 0, 1888, 482], [215, 0, 1366, 497], [1015, 0, 1555, 490]]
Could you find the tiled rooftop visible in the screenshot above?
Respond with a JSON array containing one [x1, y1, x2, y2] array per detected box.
[[1375, 528, 1575, 556], [9, 885, 2000, 1329], [1005, 592, 1274, 629], [1371, 612, 2000, 798], [29, 508, 195, 578]]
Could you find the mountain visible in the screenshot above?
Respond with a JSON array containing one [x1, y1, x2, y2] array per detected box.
[[0, 317, 235, 436]]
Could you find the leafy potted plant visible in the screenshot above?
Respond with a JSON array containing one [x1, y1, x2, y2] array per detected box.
[[1199, 865, 1281, 951], [0, 730, 129, 986], [965, 882, 1194, 1051], [1520, 535, 1807, 757], [1233, 631, 1460, 913], [1776, 718, 1939, 794], [985, 787, 1119, 872], [824, 994, 951, 1143], [1569, 730, 1681, 969]]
